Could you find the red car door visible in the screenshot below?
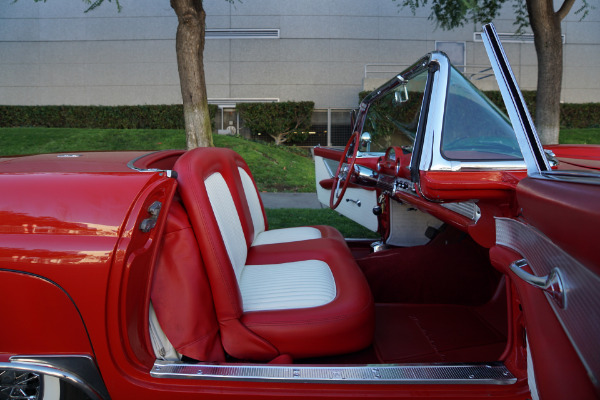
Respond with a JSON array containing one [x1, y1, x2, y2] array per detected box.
[[491, 176, 600, 400]]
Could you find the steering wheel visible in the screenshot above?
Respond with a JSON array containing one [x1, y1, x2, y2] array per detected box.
[[330, 131, 360, 209]]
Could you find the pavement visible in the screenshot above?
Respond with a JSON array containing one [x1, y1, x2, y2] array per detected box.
[[259, 192, 324, 209]]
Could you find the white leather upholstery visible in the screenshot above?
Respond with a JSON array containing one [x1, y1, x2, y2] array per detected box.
[[205, 172, 247, 280], [252, 226, 322, 246], [206, 171, 337, 313], [149, 302, 181, 361], [238, 167, 325, 246], [240, 260, 336, 312], [238, 167, 266, 241]]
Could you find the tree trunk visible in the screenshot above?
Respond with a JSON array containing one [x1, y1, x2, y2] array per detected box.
[[526, 0, 574, 145], [171, 0, 213, 149]]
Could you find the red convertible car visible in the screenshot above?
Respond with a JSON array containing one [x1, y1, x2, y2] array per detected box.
[[1, 24, 599, 400]]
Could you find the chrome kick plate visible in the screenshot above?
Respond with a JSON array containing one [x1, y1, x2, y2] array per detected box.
[[151, 361, 516, 385]]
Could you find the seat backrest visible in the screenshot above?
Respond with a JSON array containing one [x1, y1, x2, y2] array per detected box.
[[174, 148, 283, 358], [174, 148, 254, 321]]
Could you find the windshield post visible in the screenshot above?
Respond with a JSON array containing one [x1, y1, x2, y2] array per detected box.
[[481, 23, 550, 175]]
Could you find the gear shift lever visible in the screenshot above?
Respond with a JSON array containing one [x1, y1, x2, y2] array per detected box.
[[371, 205, 388, 252]]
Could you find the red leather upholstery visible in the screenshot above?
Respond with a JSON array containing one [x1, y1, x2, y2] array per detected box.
[[174, 147, 374, 360], [151, 201, 225, 362]]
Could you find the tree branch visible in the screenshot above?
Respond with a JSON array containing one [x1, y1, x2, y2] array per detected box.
[[556, 0, 576, 21]]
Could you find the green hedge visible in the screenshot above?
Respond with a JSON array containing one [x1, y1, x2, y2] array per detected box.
[[0, 104, 218, 129], [359, 90, 600, 129], [237, 101, 314, 145]]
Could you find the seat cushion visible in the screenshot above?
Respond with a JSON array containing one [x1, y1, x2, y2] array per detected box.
[[240, 260, 336, 312], [252, 226, 322, 246]]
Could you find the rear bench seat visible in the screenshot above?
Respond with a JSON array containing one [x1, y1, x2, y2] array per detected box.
[[157, 147, 373, 361]]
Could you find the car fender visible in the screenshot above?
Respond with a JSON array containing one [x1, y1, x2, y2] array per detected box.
[[0, 269, 94, 355]]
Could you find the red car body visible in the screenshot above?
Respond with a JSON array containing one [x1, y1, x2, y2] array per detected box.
[[1, 24, 598, 400]]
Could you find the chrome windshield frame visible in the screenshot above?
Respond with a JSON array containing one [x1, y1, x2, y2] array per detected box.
[[480, 23, 550, 175]]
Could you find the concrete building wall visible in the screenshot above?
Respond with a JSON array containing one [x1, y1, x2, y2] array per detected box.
[[1, 0, 598, 108]]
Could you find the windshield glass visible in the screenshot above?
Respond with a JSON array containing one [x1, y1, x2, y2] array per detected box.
[[441, 67, 523, 161], [362, 69, 429, 153]]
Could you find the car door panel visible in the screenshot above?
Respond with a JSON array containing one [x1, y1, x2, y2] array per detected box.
[[491, 176, 600, 399]]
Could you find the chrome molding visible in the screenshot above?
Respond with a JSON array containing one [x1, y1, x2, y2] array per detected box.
[[496, 217, 600, 387], [322, 157, 339, 178], [441, 201, 481, 222], [536, 170, 600, 186], [127, 152, 176, 178], [481, 24, 549, 175], [151, 361, 515, 385], [417, 53, 449, 174], [2, 356, 108, 400]]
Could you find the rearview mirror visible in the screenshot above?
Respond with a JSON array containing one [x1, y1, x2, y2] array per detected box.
[[394, 84, 409, 104], [359, 132, 372, 152]]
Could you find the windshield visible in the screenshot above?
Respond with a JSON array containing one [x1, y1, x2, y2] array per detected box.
[[441, 67, 523, 161], [362, 69, 429, 153]]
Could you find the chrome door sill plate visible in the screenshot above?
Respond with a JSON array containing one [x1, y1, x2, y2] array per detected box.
[[151, 361, 516, 385]]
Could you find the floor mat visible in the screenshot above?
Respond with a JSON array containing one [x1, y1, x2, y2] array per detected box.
[[356, 232, 502, 306], [374, 303, 507, 363]]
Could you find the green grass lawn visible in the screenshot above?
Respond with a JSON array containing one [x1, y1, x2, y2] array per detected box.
[[0, 128, 315, 192], [265, 208, 379, 239], [558, 128, 600, 144]]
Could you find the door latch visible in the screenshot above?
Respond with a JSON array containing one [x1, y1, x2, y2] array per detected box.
[[510, 259, 566, 309]]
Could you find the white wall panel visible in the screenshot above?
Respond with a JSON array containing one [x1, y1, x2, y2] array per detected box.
[[0, 0, 597, 107]]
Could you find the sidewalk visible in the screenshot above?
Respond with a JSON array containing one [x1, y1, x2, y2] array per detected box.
[[259, 192, 324, 209]]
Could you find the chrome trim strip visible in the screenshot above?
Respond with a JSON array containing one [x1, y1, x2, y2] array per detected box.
[[151, 361, 516, 385], [536, 170, 600, 186], [1, 358, 107, 400], [420, 53, 450, 173], [322, 158, 339, 178], [480, 24, 550, 175], [496, 217, 600, 387], [440, 201, 481, 222], [127, 152, 176, 178]]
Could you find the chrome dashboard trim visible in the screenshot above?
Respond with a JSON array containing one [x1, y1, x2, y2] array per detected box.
[[496, 217, 600, 387], [441, 201, 481, 222], [151, 361, 515, 385]]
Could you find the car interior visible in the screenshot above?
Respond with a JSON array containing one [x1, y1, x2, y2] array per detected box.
[[142, 146, 509, 366]]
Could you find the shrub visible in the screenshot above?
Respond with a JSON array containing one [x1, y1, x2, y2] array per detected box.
[[0, 104, 218, 130], [236, 101, 314, 145]]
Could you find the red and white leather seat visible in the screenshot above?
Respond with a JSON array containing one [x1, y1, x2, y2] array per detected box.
[[174, 147, 374, 360], [234, 156, 347, 247]]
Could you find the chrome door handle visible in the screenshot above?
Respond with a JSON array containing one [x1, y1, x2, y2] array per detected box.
[[510, 259, 566, 309], [346, 198, 361, 207]]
